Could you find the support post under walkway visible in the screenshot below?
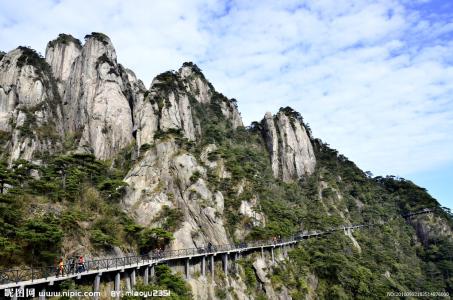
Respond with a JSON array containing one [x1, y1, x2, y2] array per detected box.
[[210, 255, 215, 278], [125, 271, 131, 292], [271, 247, 275, 263], [39, 287, 46, 300], [144, 266, 149, 285], [201, 256, 206, 277], [150, 264, 155, 277], [12, 289, 18, 300], [223, 254, 228, 275], [185, 259, 190, 279], [131, 269, 136, 288], [114, 272, 121, 300], [93, 273, 101, 300]]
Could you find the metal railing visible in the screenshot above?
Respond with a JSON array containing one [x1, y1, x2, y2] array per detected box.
[[0, 208, 435, 287]]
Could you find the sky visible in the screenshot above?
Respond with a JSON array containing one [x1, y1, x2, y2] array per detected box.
[[0, 0, 452, 208]]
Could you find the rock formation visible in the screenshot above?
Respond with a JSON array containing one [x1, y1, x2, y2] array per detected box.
[[0, 33, 317, 256], [0, 47, 64, 162], [261, 108, 316, 182], [45, 34, 82, 83], [54, 33, 134, 159]]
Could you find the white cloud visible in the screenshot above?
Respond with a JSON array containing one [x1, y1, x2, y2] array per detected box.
[[0, 0, 452, 177]]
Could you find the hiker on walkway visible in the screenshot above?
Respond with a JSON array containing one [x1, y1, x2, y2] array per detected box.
[[207, 242, 212, 252], [154, 248, 162, 259], [77, 256, 85, 273], [67, 256, 75, 274], [57, 258, 64, 277]]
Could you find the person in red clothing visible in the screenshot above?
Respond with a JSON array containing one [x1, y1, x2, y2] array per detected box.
[[58, 258, 64, 277], [77, 256, 85, 273]]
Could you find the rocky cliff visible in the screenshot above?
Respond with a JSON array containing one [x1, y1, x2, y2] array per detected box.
[[0, 47, 64, 162], [0, 32, 452, 300], [51, 33, 134, 159], [45, 34, 82, 83], [261, 108, 316, 182]]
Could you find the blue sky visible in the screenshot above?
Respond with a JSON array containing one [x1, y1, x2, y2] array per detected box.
[[0, 0, 452, 208]]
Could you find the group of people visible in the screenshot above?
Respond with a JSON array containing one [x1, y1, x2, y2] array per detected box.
[[56, 256, 86, 277], [152, 248, 164, 259], [271, 235, 282, 244]]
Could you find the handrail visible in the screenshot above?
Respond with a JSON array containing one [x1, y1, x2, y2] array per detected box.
[[0, 208, 434, 287]]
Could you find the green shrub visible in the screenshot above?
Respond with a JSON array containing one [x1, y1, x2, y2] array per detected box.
[[97, 179, 128, 200], [154, 128, 183, 140], [140, 143, 152, 152], [189, 170, 201, 183], [139, 227, 173, 253], [16, 46, 52, 78], [16, 216, 63, 265], [84, 32, 110, 45], [159, 206, 184, 232], [243, 262, 257, 290], [215, 287, 227, 299], [123, 264, 191, 299], [90, 229, 117, 248], [47, 34, 82, 48]]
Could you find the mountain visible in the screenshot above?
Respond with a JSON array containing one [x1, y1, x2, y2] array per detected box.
[[0, 33, 452, 299]]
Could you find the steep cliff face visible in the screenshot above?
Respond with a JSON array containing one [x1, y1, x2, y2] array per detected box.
[[2, 33, 244, 162], [133, 62, 243, 150], [57, 33, 133, 159], [179, 63, 243, 129], [45, 34, 82, 83], [123, 140, 230, 250], [124, 63, 245, 250], [0, 47, 64, 161], [261, 108, 316, 182]]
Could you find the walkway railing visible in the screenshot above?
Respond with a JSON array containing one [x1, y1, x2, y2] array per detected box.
[[0, 208, 435, 287]]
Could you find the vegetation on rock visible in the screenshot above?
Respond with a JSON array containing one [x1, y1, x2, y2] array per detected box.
[[47, 33, 82, 49], [84, 32, 110, 45]]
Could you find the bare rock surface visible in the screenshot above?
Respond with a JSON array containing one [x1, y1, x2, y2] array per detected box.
[[262, 109, 316, 182]]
